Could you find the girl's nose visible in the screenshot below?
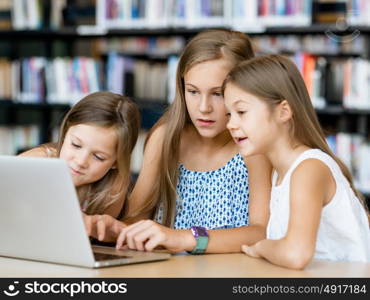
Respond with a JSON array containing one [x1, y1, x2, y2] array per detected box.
[[227, 116, 237, 131], [76, 152, 89, 168], [199, 96, 212, 113]]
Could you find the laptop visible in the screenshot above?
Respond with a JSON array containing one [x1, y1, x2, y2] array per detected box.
[[0, 156, 170, 268]]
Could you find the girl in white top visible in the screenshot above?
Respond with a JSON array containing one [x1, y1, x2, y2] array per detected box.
[[223, 54, 370, 269]]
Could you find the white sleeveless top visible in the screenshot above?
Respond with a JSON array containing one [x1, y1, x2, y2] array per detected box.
[[267, 149, 370, 262]]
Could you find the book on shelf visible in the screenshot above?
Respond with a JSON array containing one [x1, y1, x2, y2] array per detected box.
[[185, 0, 231, 28], [290, 53, 326, 109], [0, 125, 40, 155], [130, 130, 148, 174], [12, 0, 51, 29], [231, 0, 263, 32], [326, 132, 370, 196], [0, 58, 12, 99], [257, 0, 312, 27], [348, 0, 370, 26], [167, 55, 178, 103], [325, 57, 345, 106], [343, 58, 370, 110], [0, 0, 11, 30]]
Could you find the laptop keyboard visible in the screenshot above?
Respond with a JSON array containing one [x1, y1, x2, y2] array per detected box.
[[93, 252, 131, 261]]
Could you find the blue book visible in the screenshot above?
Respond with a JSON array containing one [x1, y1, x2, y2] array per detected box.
[[326, 135, 337, 154]]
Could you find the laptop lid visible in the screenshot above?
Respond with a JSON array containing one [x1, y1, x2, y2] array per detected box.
[[0, 156, 170, 268]]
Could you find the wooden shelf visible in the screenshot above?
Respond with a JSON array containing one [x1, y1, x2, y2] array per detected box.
[[316, 106, 370, 115], [0, 100, 70, 110], [264, 24, 370, 35], [2, 24, 370, 39]]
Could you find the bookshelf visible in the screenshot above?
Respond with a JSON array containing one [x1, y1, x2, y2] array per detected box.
[[0, 0, 369, 201]]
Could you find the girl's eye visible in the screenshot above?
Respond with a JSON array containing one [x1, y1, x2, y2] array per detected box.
[[94, 155, 105, 162], [213, 92, 222, 97], [225, 113, 231, 118], [238, 111, 246, 115], [71, 142, 81, 148], [187, 90, 198, 95]]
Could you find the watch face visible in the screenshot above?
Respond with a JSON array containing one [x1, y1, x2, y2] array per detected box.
[[192, 226, 208, 237]]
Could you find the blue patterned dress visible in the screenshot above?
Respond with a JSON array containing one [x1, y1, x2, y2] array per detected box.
[[155, 153, 249, 229]]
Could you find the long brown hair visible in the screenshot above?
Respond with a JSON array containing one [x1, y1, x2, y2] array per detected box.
[[56, 91, 140, 214], [223, 54, 368, 211], [126, 29, 255, 226]]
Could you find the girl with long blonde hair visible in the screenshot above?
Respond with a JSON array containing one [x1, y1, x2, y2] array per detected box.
[[89, 29, 272, 254]]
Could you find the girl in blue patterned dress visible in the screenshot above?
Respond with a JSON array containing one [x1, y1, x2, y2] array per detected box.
[[88, 30, 272, 254]]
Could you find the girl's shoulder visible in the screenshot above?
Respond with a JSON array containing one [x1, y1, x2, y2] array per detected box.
[[243, 154, 271, 170], [289, 151, 336, 199], [290, 149, 337, 179], [146, 123, 167, 147], [18, 143, 57, 158], [292, 157, 333, 181]]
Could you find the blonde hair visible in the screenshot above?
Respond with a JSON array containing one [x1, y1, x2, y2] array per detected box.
[[125, 29, 255, 226], [56, 91, 140, 214], [223, 54, 368, 212]]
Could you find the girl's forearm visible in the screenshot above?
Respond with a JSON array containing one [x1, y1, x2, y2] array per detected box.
[[205, 225, 266, 253], [254, 238, 312, 270]]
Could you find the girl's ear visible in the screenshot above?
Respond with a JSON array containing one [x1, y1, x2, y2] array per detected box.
[[277, 100, 293, 123]]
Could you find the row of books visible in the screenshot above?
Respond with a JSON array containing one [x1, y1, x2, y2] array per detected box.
[[96, 0, 370, 29], [0, 57, 103, 104], [11, 0, 66, 30], [98, 0, 312, 30], [6, 0, 370, 32], [2, 53, 370, 109], [0, 54, 177, 104], [106, 53, 168, 101], [327, 133, 370, 194], [96, 36, 186, 57], [291, 54, 370, 110], [10, 0, 96, 30], [0, 125, 40, 155]]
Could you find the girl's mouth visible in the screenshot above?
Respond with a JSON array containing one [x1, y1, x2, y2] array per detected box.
[[70, 167, 83, 175], [235, 137, 247, 144], [197, 119, 215, 126]]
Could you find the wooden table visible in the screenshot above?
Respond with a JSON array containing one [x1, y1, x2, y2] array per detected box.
[[0, 253, 369, 277]]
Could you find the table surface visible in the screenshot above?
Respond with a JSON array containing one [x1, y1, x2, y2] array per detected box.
[[1, 251, 369, 278]]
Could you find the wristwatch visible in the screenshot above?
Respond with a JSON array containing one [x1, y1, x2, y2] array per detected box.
[[189, 226, 209, 255]]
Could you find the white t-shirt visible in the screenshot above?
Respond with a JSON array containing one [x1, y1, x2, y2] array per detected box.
[[267, 149, 370, 262]]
